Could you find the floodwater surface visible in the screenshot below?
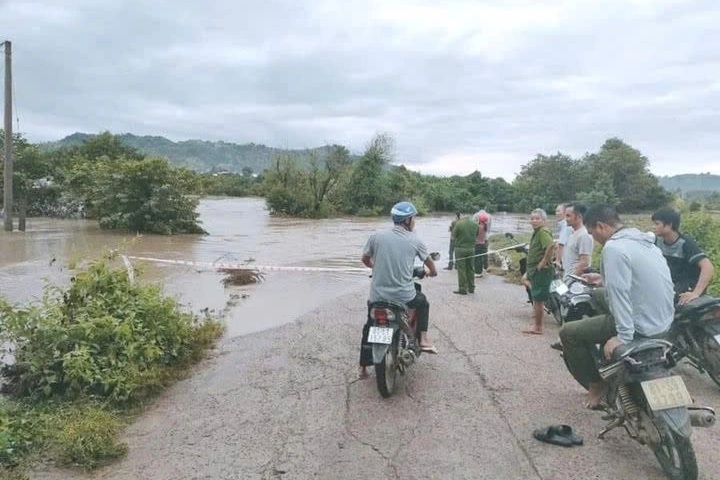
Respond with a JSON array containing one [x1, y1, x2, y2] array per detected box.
[[0, 198, 531, 338]]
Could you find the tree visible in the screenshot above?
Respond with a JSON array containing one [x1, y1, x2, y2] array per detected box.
[[341, 133, 394, 215], [53, 133, 205, 233], [308, 145, 352, 214], [0, 132, 64, 218], [582, 138, 670, 211], [87, 156, 206, 234], [512, 153, 579, 212]]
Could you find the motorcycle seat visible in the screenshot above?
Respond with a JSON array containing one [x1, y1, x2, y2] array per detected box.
[[611, 337, 672, 362], [368, 300, 408, 312]]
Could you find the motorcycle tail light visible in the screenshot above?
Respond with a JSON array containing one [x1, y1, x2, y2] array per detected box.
[[371, 308, 395, 324]]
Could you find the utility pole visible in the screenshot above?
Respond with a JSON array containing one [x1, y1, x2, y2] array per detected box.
[[3, 40, 12, 232]]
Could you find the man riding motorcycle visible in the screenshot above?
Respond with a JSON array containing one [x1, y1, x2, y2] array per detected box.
[[558, 204, 675, 408], [358, 201, 438, 379]]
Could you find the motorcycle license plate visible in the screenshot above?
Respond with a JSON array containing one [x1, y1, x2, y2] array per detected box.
[[641, 376, 693, 411], [368, 326, 393, 344], [551, 280, 568, 295]]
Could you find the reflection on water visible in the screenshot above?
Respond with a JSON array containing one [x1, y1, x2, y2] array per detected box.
[[0, 198, 531, 338]]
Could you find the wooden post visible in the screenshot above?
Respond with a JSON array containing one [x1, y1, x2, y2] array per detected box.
[[3, 40, 12, 232]]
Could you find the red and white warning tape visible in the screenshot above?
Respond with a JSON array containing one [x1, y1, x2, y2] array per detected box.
[[126, 255, 370, 274]]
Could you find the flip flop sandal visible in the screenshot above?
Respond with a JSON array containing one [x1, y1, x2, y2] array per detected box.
[[549, 425, 584, 445], [532, 427, 574, 447], [420, 345, 438, 354]]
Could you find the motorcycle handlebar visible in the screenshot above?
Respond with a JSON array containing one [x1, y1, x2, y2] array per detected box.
[[567, 274, 595, 286]]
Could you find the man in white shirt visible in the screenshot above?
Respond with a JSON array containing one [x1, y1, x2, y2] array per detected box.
[[554, 203, 572, 269], [562, 202, 594, 277]]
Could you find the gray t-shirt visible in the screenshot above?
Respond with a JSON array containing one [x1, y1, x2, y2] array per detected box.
[[562, 226, 594, 275], [363, 226, 429, 303]]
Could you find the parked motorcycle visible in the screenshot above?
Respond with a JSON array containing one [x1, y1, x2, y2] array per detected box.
[[546, 273, 597, 325], [669, 295, 720, 387], [593, 338, 714, 480], [558, 276, 715, 479], [364, 253, 438, 398]]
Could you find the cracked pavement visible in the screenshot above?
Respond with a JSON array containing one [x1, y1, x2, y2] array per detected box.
[[31, 272, 720, 479]]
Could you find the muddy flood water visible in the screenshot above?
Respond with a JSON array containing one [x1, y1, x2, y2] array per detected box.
[[0, 197, 531, 339]]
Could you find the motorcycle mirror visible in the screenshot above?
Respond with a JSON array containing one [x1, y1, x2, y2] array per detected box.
[[429, 252, 440, 261]]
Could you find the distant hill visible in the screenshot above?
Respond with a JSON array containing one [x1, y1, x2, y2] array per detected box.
[[658, 173, 720, 198], [43, 133, 349, 174]]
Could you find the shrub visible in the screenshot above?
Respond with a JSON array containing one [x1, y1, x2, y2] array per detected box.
[[0, 253, 223, 405]]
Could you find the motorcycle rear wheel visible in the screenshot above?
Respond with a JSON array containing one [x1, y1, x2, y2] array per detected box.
[[375, 343, 398, 398], [701, 334, 720, 388], [652, 417, 698, 480]]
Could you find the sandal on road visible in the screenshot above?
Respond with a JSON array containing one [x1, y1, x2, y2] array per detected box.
[[420, 345, 438, 354], [532, 425, 584, 447]]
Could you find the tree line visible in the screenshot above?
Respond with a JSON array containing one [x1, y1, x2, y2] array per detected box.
[[261, 134, 673, 217], [0, 130, 678, 233]]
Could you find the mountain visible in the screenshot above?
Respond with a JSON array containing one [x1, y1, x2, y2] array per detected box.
[[43, 132, 347, 174], [658, 173, 720, 198]]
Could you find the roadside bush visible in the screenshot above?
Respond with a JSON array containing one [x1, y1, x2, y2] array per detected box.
[[681, 211, 720, 296], [0, 253, 224, 473], [0, 253, 223, 404]]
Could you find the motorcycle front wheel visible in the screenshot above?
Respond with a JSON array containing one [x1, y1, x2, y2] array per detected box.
[[652, 416, 698, 480], [546, 294, 563, 325], [701, 333, 720, 388], [375, 341, 398, 398]]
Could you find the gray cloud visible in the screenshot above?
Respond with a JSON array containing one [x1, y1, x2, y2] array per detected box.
[[1, 0, 719, 180]]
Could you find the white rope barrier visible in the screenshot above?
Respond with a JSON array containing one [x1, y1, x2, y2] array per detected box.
[[125, 255, 370, 274], [453, 243, 527, 262]]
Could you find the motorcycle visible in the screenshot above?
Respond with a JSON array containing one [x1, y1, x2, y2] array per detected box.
[[363, 253, 439, 398], [669, 295, 720, 387], [593, 338, 714, 480], [546, 273, 597, 325], [560, 276, 715, 480]]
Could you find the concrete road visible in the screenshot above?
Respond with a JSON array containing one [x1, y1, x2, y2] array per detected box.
[[32, 271, 720, 480]]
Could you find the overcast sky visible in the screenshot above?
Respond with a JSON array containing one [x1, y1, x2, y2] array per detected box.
[[0, 0, 718, 180]]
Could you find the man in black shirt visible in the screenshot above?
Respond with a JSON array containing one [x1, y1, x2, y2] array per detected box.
[[652, 207, 715, 306]]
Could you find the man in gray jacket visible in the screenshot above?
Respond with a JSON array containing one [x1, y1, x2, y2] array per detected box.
[[559, 204, 674, 409]]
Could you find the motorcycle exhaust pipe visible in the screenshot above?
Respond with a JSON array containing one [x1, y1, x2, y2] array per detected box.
[[688, 407, 716, 428]]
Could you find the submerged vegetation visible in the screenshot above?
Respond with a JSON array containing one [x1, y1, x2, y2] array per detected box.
[[0, 253, 223, 475]]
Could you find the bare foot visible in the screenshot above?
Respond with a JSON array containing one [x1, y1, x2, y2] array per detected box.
[[358, 366, 369, 379], [522, 328, 543, 335], [584, 381, 607, 409]]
